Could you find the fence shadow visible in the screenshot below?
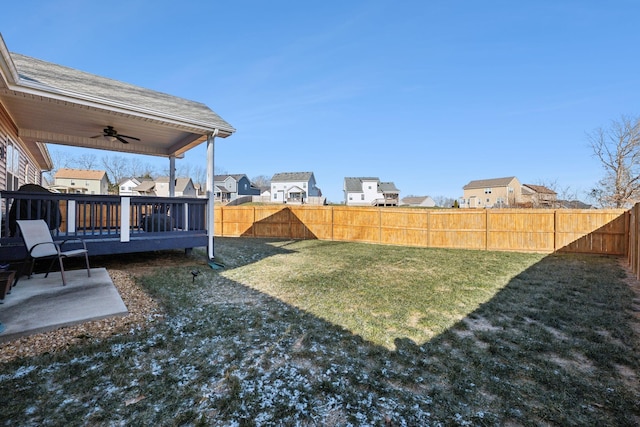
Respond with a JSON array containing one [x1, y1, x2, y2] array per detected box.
[[239, 207, 318, 240], [556, 211, 628, 255]]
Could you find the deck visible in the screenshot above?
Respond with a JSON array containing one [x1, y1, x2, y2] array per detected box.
[[0, 191, 210, 261]]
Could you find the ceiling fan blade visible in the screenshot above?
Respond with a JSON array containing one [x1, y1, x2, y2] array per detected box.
[[118, 134, 141, 141], [116, 136, 130, 144]]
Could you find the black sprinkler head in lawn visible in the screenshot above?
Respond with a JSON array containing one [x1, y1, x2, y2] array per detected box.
[[191, 270, 200, 283]]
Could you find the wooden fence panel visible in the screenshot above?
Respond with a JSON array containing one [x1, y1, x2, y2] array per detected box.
[[288, 206, 334, 240], [332, 207, 381, 243], [629, 204, 640, 279], [556, 210, 627, 255], [428, 210, 486, 249], [214, 206, 628, 255], [487, 210, 555, 252], [217, 206, 255, 236], [380, 209, 428, 246]]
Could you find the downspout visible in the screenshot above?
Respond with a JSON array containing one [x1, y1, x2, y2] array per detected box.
[[207, 129, 218, 260]]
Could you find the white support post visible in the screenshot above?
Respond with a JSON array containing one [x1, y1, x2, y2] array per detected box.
[[207, 129, 218, 259], [67, 200, 77, 233], [120, 197, 130, 242], [169, 156, 176, 197], [183, 203, 189, 231]]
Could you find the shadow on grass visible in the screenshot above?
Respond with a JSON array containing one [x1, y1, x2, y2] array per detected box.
[[1, 242, 638, 426]]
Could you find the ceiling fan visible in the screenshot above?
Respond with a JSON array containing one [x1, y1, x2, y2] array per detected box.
[[92, 126, 140, 144]]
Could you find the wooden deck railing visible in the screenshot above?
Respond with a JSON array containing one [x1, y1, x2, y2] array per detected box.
[[0, 191, 209, 260]]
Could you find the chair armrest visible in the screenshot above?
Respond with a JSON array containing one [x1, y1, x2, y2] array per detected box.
[[58, 238, 88, 251], [29, 241, 59, 255]]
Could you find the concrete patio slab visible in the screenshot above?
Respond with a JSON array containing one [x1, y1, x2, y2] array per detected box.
[[0, 268, 127, 342]]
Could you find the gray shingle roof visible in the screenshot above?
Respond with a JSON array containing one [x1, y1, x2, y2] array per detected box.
[[379, 182, 399, 193], [11, 52, 234, 131], [271, 172, 314, 182], [463, 176, 517, 190]]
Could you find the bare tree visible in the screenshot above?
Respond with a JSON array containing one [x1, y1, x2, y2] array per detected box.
[[251, 175, 271, 189], [43, 147, 78, 185], [101, 154, 131, 190], [432, 195, 455, 207], [74, 154, 98, 170], [589, 115, 640, 208]]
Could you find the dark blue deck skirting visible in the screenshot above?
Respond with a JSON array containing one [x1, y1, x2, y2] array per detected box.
[[0, 232, 209, 261]]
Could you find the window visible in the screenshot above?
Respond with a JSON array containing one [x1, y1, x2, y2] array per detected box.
[[6, 143, 20, 191], [484, 188, 492, 194]]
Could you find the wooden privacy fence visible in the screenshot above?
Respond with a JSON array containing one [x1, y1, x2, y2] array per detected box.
[[626, 203, 640, 279], [214, 206, 628, 255]]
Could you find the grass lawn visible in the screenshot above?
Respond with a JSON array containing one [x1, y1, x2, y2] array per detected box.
[[1, 237, 639, 426]]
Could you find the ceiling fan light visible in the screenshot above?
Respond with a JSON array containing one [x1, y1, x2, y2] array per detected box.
[[105, 135, 116, 143]]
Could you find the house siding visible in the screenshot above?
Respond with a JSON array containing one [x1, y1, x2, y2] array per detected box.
[[271, 172, 320, 204], [462, 177, 522, 208]]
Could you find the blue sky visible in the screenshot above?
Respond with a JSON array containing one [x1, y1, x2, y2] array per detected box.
[[2, 1, 639, 203]]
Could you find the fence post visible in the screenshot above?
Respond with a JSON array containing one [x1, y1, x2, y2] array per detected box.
[[553, 210, 557, 252]]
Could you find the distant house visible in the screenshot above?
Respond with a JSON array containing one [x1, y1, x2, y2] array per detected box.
[[214, 174, 260, 203], [154, 177, 197, 197], [521, 184, 557, 208], [119, 177, 141, 196], [132, 177, 196, 197], [134, 180, 157, 196], [270, 172, 322, 204], [401, 196, 436, 208], [461, 176, 521, 208], [118, 178, 155, 196], [52, 168, 109, 195], [344, 177, 400, 206]]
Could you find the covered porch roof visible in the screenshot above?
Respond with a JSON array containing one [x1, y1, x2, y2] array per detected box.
[[0, 33, 235, 170]]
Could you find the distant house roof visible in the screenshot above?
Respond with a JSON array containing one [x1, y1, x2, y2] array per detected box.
[[153, 176, 193, 192], [463, 176, 517, 190], [344, 177, 380, 192], [379, 182, 400, 193], [134, 181, 156, 192], [118, 177, 139, 185], [54, 168, 107, 180], [522, 184, 557, 195], [214, 174, 247, 182], [272, 172, 314, 182], [402, 196, 432, 205], [558, 200, 594, 209], [175, 178, 192, 193]]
